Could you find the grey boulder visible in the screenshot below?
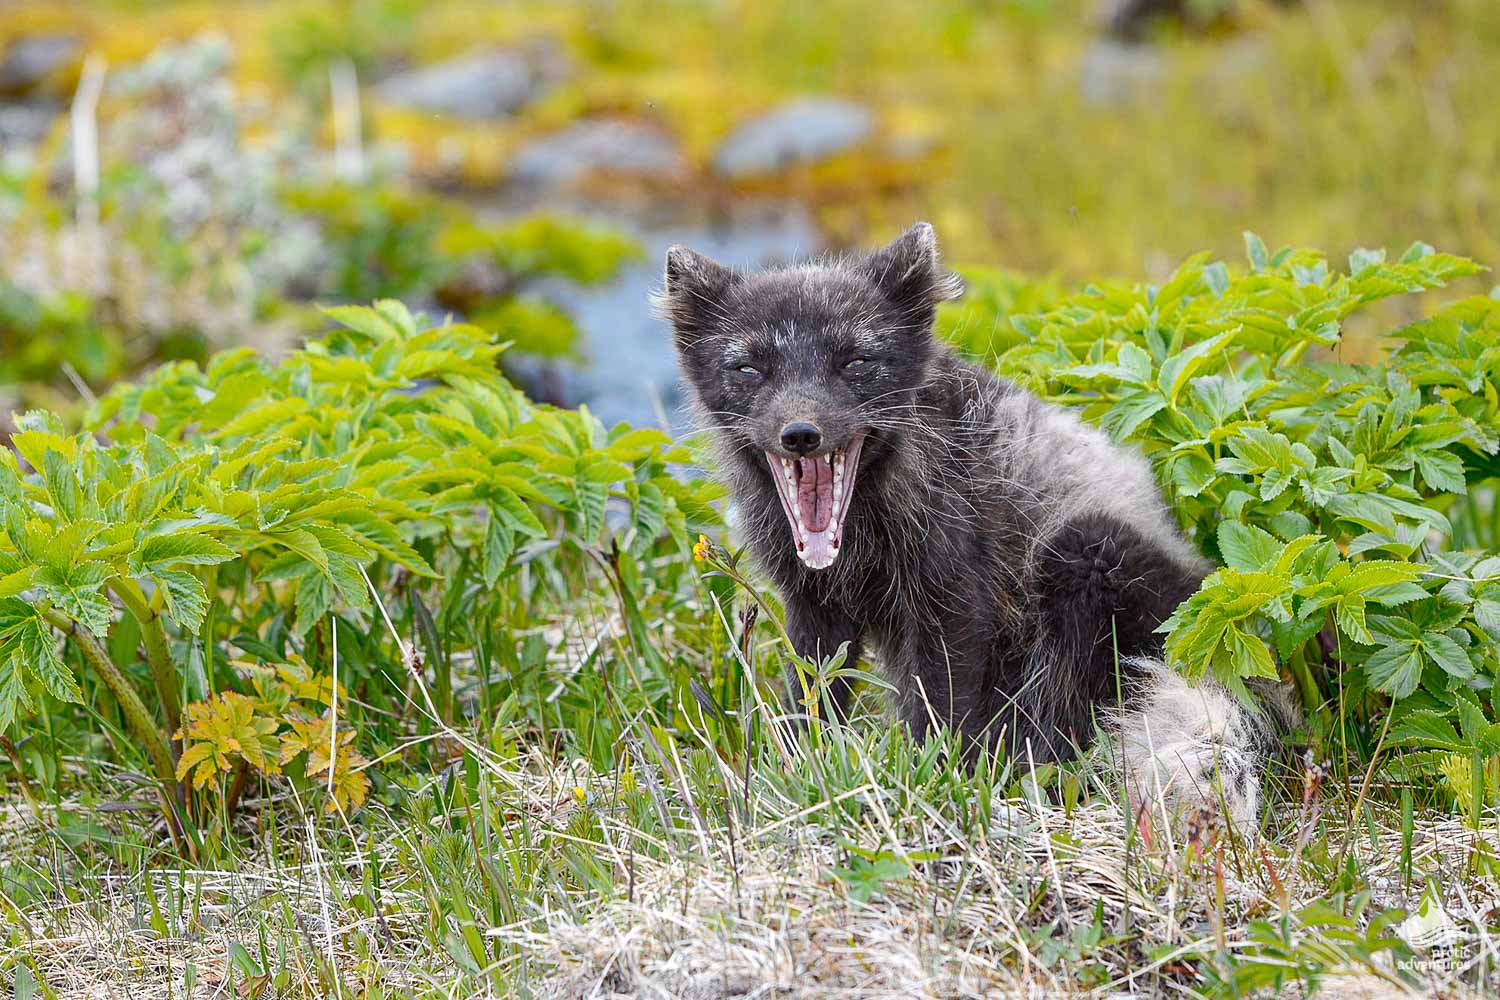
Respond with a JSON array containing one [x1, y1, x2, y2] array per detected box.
[[712, 97, 874, 179], [509, 118, 683, 185], [375, 45, 565, 120], [0, 34, 81, 96]]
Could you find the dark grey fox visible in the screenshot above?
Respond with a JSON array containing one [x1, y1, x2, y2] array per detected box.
[[660, 223, 1285, 830]]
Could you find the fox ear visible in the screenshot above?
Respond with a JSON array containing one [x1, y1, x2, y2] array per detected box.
[[657, 245, 739, 351], [859, 222, 963, 330]]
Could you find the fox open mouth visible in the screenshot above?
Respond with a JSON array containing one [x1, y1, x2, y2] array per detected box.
[[764, 432, 865, 570]]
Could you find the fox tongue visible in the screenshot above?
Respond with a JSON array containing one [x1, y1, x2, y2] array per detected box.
[[796, 457, 833, 531], [765, 433, 864, 571]]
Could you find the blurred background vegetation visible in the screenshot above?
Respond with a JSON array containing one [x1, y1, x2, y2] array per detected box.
[[2, 0, 1497, 424]]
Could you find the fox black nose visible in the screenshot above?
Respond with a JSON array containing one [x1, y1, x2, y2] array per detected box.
[[779, 422, 822, 456]]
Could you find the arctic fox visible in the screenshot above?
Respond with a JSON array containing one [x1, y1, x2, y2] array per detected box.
[[660, 223, 1286, 831]]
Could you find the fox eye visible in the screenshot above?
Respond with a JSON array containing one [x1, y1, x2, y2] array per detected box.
[[843, 357, 871, 370], [732, 364, 762, 378]]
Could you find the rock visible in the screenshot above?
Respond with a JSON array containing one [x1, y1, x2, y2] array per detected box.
[[1078, 39, 1163, 105], [712, 97, 874, 179], [375, 44, 565, 120], [0, 34, 80, 97], [0, 101, 60, 152], [509, 118, 683, 186]]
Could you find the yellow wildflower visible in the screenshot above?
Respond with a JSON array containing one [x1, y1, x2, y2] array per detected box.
[[692, 533, 713, 563]]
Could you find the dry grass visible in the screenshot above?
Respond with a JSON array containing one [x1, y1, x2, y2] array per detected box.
[[6, 750, 1496, 998], [534, 799, 1497, 998]]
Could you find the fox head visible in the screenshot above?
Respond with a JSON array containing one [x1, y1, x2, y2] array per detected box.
[[659, 222, 962, 569]]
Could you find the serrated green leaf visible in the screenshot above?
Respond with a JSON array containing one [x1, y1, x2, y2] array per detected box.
[[1340, 561, 1424, 591], [323, 304, 404, 341], [574, 480, 607, 543], [1364, 641, 1424, 698], [1348, 247, 1386, 274], [1335, 594, 1371, 644], [1171, 453, 1216, 498], [1244, 232, 1269, 272], [483, 515, 516, 587], [1271, 611, 1325, 661], [35, 561, 113, 636], [152, 569, 210, 634], [1413, 451, 1467, 494], [1202, 261, 1229, 296], [607, 427, 672, 461], [1454, 693, 1489, 746], [0, 567, 37, 600], [42, 450, 83, 523], [263, 528, 330, 576], [1474, 598, 1500, 640], [1102, 390, 1167, 440], [1217, 521, 1280, 572], [373, 299, 419, 337], [1158, 331, 1234, 406], [1366, 582, 1430, 607], [16, 613, 83, 705], [0, 656, 31, 733], [1271, 534, 1324, 575], [135, 532, 236, 571], [1227, 626, 1278, 680], [293, 572, 332, 638], [1389, 710, 1464, 751], [490, 490, 546, 538], [578, 456, 632, 485], [1422, 631, 1474, 680]]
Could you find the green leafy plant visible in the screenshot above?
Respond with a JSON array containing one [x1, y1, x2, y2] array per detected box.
[[1201, 892, 1416, 995], [0, 300, 716, 848], [948, 236, 1500, 808]]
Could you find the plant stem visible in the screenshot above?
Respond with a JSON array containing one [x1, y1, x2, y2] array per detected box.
[[223, 759, 251, 821], [1286, 646, 1330, 729], [1336, 706, 1394, 874], [0, 736, 44, 824], [38, 606, 185, 842], [110, 577, 182, 738]]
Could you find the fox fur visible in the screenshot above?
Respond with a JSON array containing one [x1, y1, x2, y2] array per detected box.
[[660, 223, 1289, 831]]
